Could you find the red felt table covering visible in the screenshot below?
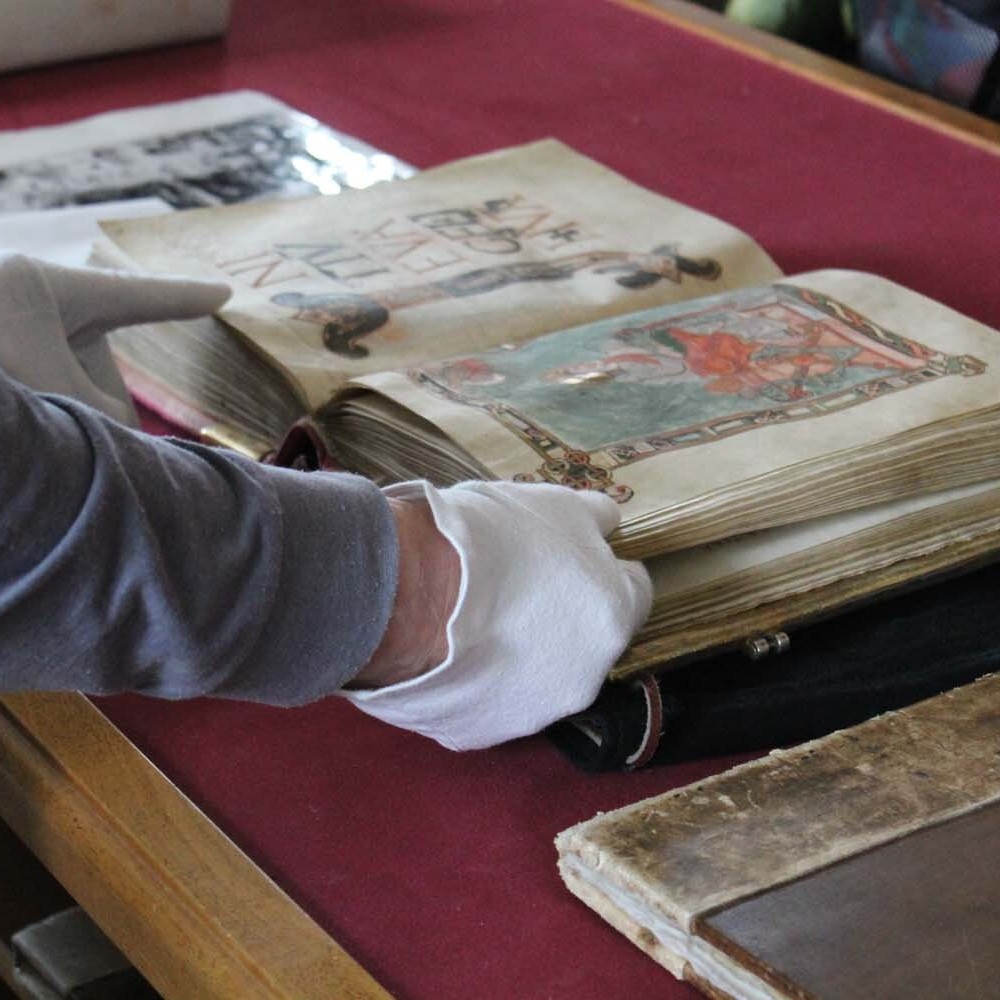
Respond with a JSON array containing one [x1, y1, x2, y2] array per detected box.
[[4, 2, 1000, 998]]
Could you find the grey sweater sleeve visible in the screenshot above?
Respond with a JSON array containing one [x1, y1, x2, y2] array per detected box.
[[0, 368, 399, 705]]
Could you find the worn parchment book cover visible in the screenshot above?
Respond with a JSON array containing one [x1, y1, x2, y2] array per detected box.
[[697, 800, 1000, 1000], [555, 672, 1000, 999]]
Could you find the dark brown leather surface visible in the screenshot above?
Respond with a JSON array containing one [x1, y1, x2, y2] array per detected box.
[[699, 799, 1000, 999]]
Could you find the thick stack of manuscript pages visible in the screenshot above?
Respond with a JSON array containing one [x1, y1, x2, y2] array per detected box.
[[91, 137, 1000, 677], [556, 672, 1000, 1000]]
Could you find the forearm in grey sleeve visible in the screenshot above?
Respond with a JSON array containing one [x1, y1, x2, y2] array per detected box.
[[0, 370, 398, 704]]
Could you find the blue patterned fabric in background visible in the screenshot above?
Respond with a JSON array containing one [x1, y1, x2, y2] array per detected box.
[[725, 0, 1000, 118], [854, 0, 1000, 114]]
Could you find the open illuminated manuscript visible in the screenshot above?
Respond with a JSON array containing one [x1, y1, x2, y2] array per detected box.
[[87, 138, 1000, 675]]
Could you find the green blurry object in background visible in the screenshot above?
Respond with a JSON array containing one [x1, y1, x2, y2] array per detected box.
[[724, 0, 853, 52]]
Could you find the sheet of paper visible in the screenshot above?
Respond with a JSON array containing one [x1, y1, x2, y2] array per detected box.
[[0, 91, 414, 213], [0, 199, 172, 266]]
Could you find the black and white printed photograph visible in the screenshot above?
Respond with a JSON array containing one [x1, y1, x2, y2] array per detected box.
[[0, 109, 412, 213]]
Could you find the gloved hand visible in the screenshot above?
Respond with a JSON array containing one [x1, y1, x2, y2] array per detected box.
[[0, 253, 230, 425], [341, 480, 653, 751]]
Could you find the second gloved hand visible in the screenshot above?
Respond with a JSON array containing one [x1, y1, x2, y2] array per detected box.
[[341, 480, 653, 751], [0, 253, 230, 424]]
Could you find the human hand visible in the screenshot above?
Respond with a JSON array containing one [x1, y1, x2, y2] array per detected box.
[[349, 495, 462, 690], [0, 253, 230, 425], [341, 480, 653, 751]]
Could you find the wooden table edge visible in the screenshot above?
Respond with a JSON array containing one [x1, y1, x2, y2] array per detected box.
[[0, 691, 392, 1000], [622, 0, 1000, 155]]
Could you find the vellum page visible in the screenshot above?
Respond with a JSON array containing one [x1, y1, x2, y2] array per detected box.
[[354, 269, 1000, 556], [100, 139, 782, 407]]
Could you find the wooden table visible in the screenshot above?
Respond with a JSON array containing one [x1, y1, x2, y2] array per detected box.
[[1, 2, 998, 998]]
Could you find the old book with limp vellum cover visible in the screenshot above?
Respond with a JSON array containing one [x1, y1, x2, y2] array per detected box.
[[555, 672, 1000, 1000], [92, 137, 1000, 675]]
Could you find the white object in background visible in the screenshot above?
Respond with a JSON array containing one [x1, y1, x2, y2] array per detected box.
[[0, 0, 232, 73], [0, 199, 171, 266]]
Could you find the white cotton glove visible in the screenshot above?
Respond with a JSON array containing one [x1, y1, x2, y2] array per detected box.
[[0, 253, 230, 425], [341, 480, 653, 751]]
